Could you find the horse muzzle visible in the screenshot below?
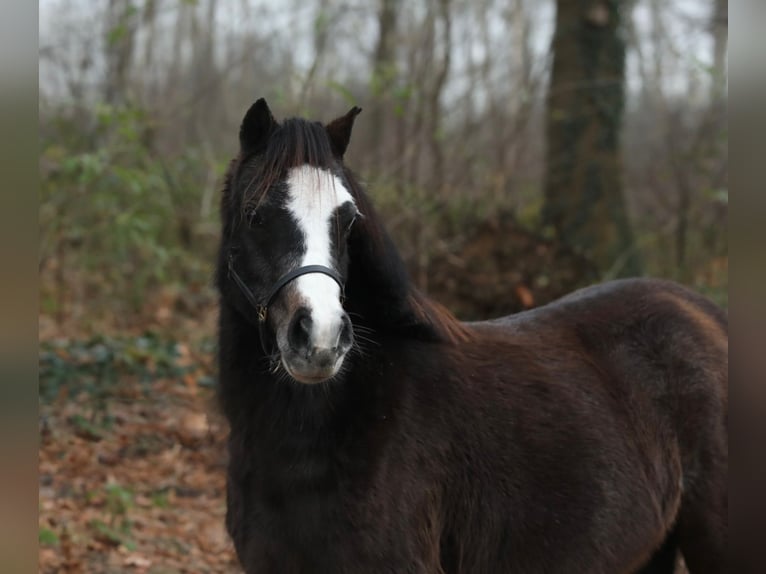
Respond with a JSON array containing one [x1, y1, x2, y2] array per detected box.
[[280, 307, 353, 384], [281, 348, 347, 384]]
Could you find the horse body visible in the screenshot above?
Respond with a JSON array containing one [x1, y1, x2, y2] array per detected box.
[[216, 101, 727, 573]]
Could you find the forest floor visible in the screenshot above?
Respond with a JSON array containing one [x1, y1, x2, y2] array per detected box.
[[39, 335, 240, 573], [38, 331, 692, 573]]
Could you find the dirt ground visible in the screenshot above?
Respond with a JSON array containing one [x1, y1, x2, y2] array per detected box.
[[39, 337, 240, 573]]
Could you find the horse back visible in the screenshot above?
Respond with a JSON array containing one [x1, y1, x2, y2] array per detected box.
[[479, 278, 727, 450], [479, 278, 727, 400]]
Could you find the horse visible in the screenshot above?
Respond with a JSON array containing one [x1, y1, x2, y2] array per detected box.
[[215, 99, 727, 574]]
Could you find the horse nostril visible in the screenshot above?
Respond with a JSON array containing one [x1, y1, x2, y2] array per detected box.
[[288, 309, 313, 353], [339, 314, 353, 349]]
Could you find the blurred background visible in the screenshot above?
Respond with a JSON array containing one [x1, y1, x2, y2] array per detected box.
[[38, 0, 727, 571]]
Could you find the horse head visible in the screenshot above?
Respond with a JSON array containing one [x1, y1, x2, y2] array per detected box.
[[220, 99, 363, 384]]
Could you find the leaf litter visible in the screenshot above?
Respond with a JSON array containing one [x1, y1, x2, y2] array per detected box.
[[39, 335, 240, 573]]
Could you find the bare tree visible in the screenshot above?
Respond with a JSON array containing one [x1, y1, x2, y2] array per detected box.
[[369, 0, 399, 172], [427, 0, 452, 193], [711, 0, 727, 106], [300, 0, 333, 107], [140, 0, 158, 97], [192, 0, 219, 123], [543, 0, 641, 277], [104, 0, 138, 104], [168, 0, 190, 103]]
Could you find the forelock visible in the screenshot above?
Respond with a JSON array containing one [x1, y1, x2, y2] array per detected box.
[[240, 119, 337, 213]]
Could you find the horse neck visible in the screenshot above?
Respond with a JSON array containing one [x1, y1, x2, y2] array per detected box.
[[217, 300, 345, 436], [343, 183, 468, 344], [216, 301, 407, 473]]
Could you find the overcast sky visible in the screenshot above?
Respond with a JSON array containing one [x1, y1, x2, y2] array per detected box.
[[39, 0, 717, 103]]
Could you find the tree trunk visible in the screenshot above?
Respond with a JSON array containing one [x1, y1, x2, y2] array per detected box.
[[711, 0, 727, 107], [427, 0, 451, 194], [369, 0, 399, 173], [300, 0, 332, 108], [104, 0, 137, 104], [543, 0, 641, 277], [141, 0, 158, 100], [168, 0, 189, 102], [406, 4, 435, 189], [193, 0, 218, 119]]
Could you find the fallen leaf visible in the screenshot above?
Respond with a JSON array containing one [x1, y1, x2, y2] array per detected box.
[[178, 412, 209, 447], [515, 284, 535, 308], [124, 553, 152, 568]]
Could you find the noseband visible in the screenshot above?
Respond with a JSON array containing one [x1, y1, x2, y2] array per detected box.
[[227, 254, 345, 355]]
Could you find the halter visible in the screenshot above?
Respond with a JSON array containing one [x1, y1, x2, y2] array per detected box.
[[227, 254, 345, 355]]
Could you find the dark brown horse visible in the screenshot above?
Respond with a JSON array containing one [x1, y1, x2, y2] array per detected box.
[[215, 100, 727, 573]]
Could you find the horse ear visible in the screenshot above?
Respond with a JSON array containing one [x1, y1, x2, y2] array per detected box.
[[325, 106, 362, 158], [240, 98, 278, 154]]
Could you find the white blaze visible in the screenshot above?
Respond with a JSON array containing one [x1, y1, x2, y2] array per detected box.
[[285, 165, 354, 349]]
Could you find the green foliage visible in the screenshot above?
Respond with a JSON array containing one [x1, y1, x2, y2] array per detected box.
[[90, 519, 136, 550], [39, 527, 60, 547], [105, 3, 139, 47], [706, 188, 728, 205], [151, 490, 171, 509], [69, 414, 106, 441], [39, 334, 205, 401], [370, 63, 400, 97], [88, 483, 137, 549], [327, 81, 357, 105], [40, 103, 223, 318], [105, 483, 134, 518]]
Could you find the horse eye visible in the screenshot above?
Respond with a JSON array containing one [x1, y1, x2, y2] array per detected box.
[[345, 211, 361, 234], [248, 210, 263, 226]]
